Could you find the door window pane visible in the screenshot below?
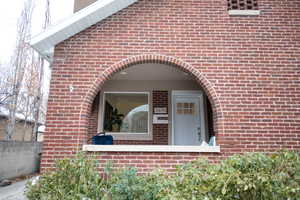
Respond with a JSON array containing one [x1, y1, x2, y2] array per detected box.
[[177, 102, 195, 115], [103, 93, 149, 133]]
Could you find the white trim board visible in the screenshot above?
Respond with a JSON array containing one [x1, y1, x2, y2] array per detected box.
[[228, 10, 261, 16], [30, 0, 138, 61], [82, 145, 221, 153]]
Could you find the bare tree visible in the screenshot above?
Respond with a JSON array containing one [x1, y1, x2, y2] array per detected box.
[[32, 0, 51, 140], [19, 52, 39, 139], [5, 0, 34, 140], [4, 0, 51, 141], [0, 64, 13, 106]]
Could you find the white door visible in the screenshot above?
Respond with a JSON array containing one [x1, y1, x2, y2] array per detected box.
[[172, 91, 206, 146]]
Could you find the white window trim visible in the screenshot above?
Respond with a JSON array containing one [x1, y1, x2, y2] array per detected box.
[[82, 144, 220, 153], [98, 91, 152, 140], [228, 10, 261, 16]]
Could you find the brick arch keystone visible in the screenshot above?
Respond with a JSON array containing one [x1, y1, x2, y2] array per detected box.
[[78, 54, 224, 145]]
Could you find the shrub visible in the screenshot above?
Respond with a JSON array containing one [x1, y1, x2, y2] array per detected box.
[[103, 164, 167, 200], [26, 153, 105, 200], [106, 167, 149, 199], [26, 151, 300, 200], [157, 151, 300, 200]]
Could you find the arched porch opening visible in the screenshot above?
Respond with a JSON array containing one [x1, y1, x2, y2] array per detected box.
[[80, 55, 223, 149]]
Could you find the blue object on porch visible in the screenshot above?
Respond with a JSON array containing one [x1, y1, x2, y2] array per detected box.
[[92, 132, 113, 145]]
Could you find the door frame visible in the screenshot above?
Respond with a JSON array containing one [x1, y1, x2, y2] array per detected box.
[[171, 90, 206, 145]]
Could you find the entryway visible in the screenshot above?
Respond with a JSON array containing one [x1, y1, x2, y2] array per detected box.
[[172, 91, 207, 146], [87, 62, 215, 146]]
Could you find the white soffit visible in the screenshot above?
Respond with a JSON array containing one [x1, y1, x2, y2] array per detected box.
[[30, 0, 138, 61]]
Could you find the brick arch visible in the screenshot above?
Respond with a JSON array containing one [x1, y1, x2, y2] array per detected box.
[[78, 54, 224, 144]]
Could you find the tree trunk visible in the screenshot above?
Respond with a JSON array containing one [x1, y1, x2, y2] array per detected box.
[[5, 0, 33, 140]]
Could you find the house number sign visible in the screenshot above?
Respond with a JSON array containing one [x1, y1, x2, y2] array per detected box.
[[154, 107, 167, 114], [153, 114, 168, 124], [153, 107, 168, 124]]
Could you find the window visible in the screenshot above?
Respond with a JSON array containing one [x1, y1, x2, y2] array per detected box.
[[103, 92, 149, 134], [176, 102, 195, 115], [228, 0, 258, 10]]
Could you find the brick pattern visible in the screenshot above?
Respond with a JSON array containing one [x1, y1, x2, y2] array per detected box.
[[153, 91, 168, 110], [228, 0, 258, 10], [87, 93, 99, 144], [152, 91, 169, 145], [94, 152, 221, 173], [42, 0, 300, 172]]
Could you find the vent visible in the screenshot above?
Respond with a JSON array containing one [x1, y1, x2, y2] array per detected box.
[[228, 0, 258, 10]]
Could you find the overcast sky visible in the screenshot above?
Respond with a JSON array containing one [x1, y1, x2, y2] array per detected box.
[[0, 0, 74, 64]]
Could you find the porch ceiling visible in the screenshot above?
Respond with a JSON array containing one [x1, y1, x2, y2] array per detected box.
[[111, 63, 194, 81]]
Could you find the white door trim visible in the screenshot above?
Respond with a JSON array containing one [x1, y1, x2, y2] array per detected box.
[[171, 90, 206, 145]]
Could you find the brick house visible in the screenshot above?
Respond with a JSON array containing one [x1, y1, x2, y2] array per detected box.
[[30, 0, 300, 172]]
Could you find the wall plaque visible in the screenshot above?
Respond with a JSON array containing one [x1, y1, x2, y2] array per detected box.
[[154, 107, 167, 114], [153, 114, 168, 124]]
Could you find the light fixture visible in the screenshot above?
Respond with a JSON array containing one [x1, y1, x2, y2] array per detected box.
[[120, 71, 128, 75]]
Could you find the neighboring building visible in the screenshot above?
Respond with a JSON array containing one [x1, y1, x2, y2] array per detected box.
[[0, 107, 45, 142], [0, 108, 34, 141], [30, 0, 300, 172], [0, 117, 34, 141]]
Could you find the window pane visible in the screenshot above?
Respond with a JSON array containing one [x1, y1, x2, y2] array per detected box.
[[103, 93, 148, 133]]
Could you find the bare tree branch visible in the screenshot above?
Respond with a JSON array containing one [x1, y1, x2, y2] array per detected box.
[[3, 0, 51, 141], [32, 0, 51, 141], [5, 0, 34, 140]]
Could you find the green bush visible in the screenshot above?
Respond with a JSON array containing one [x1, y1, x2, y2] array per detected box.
[[102, 163, 166, 200], [26, 153, 105, 200], [158, 151, 300, 200], [107, 167, 151, 200], [26, 151, 300, 200]]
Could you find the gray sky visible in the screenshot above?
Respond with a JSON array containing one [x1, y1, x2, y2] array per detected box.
[[0, 0, 74, 64]]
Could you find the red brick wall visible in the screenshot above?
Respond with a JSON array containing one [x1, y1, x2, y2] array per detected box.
[[42, 0, 300, 172], [95, 152, 220, 173], [152, 91, 169, 145], [87, 93, 99, 144]]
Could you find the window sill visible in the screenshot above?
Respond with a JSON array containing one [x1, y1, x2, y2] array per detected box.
[[228, 10, 260, 16], [82, 145, 220, 153]]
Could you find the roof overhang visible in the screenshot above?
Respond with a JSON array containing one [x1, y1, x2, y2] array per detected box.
[[30, 0, 138, 62]]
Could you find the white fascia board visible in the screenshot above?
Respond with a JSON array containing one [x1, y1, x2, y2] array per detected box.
[[83, 145, 221, 153], [30, 0, 138, 60], [34, 47, 54, 62]]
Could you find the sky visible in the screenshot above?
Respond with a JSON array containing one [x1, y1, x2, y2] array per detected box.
[[0, 0, 74, 64], [0, 0, 74, 118]]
